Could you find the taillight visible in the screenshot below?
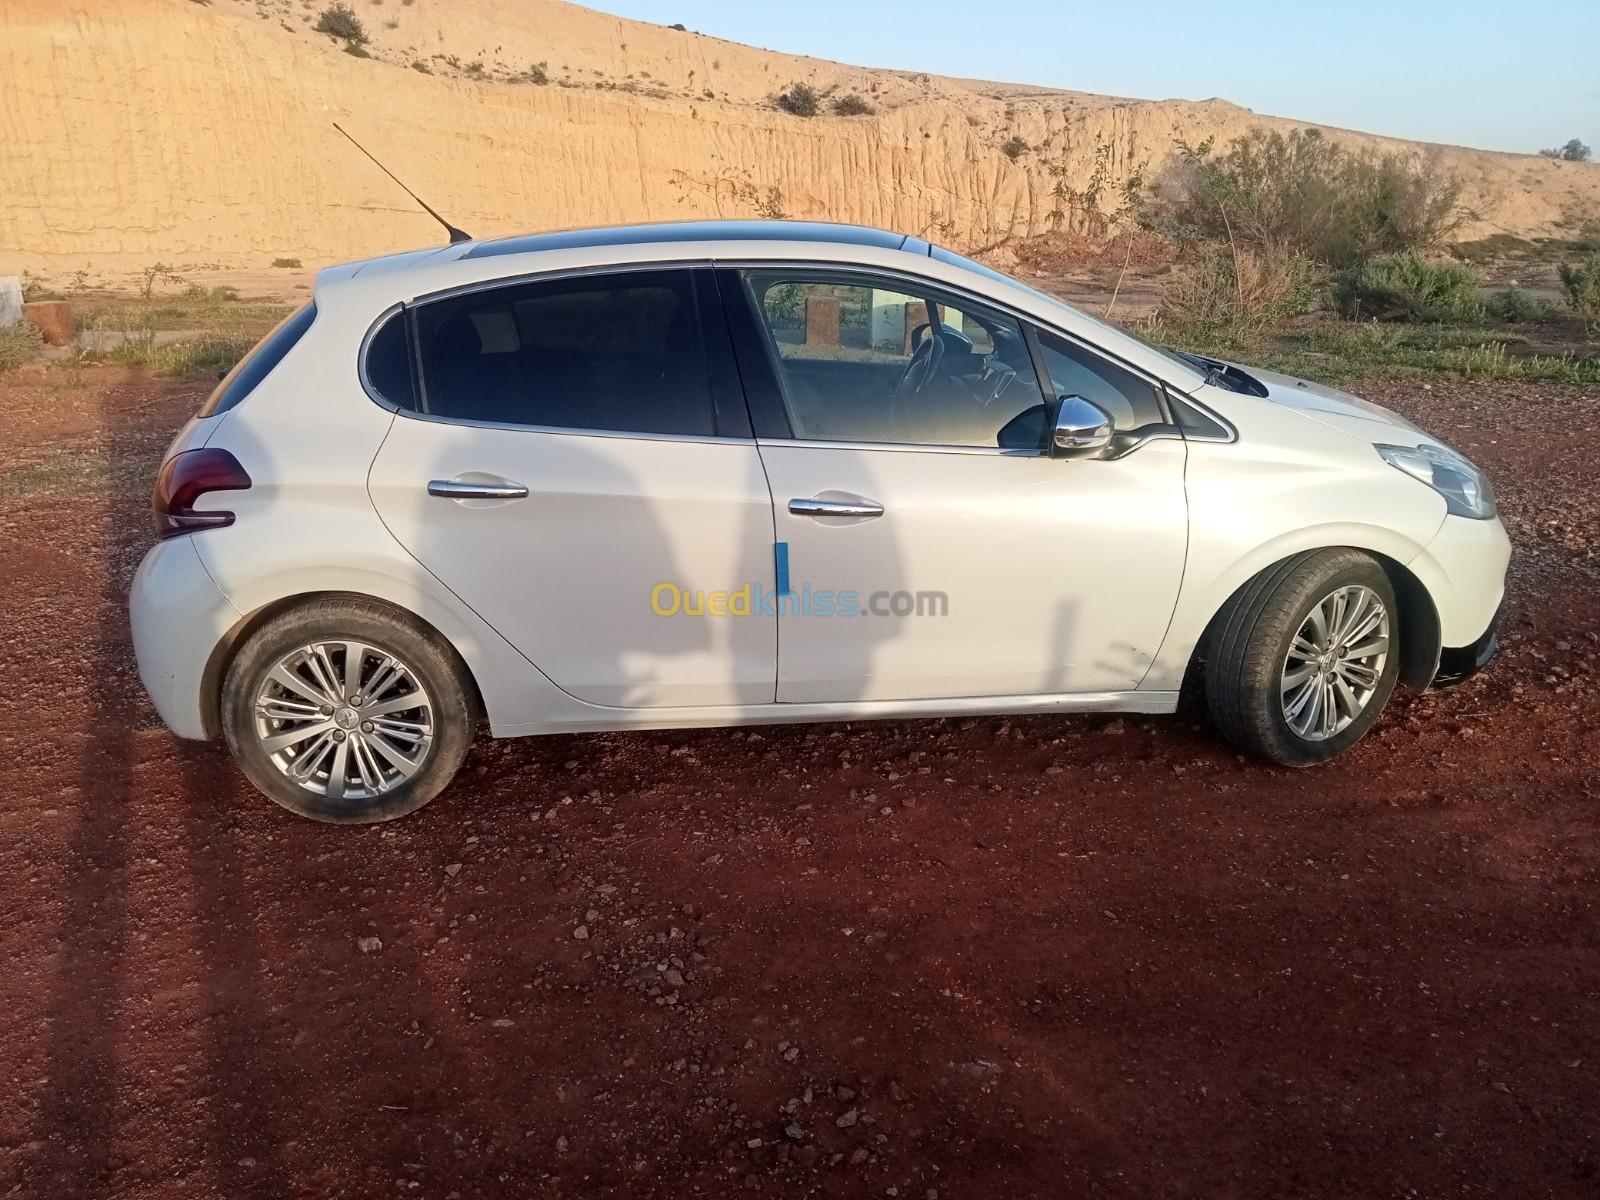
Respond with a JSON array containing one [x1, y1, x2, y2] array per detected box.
[[153, 448, 252, 539]]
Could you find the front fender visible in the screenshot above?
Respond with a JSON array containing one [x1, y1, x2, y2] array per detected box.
[[1141, 520, 1440, 692]]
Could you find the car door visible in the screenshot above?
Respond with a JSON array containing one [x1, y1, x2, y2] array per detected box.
[[721, 266, 1189, 703], [366, 267, 776, 709]]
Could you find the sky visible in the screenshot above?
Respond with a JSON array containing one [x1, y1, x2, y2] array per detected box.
[[596, 0, 1597, 155]]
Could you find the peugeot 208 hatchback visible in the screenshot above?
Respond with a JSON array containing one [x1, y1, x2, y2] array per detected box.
[[130, 221, 1509, 822]]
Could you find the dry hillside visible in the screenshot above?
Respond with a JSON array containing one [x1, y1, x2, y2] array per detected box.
[[2, 0, 1597, 273]]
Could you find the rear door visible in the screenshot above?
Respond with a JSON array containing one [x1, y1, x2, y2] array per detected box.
[[366, 267, 777, 709]]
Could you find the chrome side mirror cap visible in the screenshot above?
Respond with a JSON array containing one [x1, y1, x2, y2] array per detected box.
[[1051, 394, 1114, 459]]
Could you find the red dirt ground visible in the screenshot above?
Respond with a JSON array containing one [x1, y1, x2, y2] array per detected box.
[[0, 365, 1596, 1199]]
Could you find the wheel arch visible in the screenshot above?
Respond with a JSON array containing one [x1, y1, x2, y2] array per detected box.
[[1182, 546, 1441, 697], [199, 589, 488, 740]]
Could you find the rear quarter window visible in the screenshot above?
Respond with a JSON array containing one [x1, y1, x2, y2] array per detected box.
[[198, 302, 317, 417]]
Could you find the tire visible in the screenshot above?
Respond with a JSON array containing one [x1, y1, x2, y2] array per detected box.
[[221, 598, 475, 822], [1204, 549, 1400, 766]]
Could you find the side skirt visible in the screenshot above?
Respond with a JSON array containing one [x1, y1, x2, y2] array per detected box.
[[490, 690, 1180, 738]]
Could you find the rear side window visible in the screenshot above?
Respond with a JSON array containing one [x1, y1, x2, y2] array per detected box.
[[364, 311, 415, 409], [198, 302, 316, 417], [401, 270, 717, 437]]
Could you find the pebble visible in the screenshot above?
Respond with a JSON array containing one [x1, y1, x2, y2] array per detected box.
[[356, 936, 382, 953], [572, 925, 589, 940]]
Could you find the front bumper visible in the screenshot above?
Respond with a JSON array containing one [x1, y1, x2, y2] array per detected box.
[[1432, 604, 1500, 689]]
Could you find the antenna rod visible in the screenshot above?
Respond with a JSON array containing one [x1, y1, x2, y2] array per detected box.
[[333, 122, 472, 244]]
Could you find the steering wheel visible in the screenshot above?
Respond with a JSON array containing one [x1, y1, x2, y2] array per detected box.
[[890, 324, 946, 436]]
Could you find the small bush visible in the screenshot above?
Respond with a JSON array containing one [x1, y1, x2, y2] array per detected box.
[[1485, 287, 1543, 323], [1539, 138, 1592, 162], [314, 3, 367, 44], [1558, 251, 1600, 321], [1001, 136, 1029, 160], [343, 41, 371, 57], [1334, 251, 1484, 322], [1163, 128, 1467, 267], [111, 334, 255, 378], [774, 83, 819, 117], [1162, 246, 1324, 329], [410, 59, 431, 74], [831, 93, 874, 116], [270, 257, 303, 269], [668, 22, 687, 31], [0, 321, 44, 374], [521, 62, 549, 84]]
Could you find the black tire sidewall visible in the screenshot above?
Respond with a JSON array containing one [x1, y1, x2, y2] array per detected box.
[[1206, 550, 1402, 766], [221, 601, 474, 823], [1258, 557, 1399, 764]]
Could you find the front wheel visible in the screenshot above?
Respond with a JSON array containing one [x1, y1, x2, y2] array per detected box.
[[221, 598, 475, 822], [1204, 550, 1400, 765]]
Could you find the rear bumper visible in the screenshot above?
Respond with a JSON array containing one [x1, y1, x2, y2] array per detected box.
[[130, 537, 242, 739], [1432, 605, 1500, 689]]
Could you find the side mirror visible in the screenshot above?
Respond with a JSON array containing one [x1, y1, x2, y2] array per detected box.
[[1051, 394, 1113, 459]]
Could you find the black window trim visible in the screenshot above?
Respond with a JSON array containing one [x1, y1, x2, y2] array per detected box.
[[354, 255, 1237, 451], [355, 262, 755, 446]]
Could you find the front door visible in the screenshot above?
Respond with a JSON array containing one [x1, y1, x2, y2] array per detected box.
[[367, 267, 775, 709], [726, 267, 1189, 703]]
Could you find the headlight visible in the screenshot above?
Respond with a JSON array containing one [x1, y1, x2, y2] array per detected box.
[[1376, 443, 1496, 519]]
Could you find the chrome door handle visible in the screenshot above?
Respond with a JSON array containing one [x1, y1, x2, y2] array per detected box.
[[788, 497, 884, 519], [427, 478, 529, 500]]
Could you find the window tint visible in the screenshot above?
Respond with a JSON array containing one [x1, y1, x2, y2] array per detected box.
[[365, 310, 414, 409], [199, 302, 316, 417], [1036, 330, 1165, 430], [745, 272, 1047, 449], [409, 270, 716, 436]]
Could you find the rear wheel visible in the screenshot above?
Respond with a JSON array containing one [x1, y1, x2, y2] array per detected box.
[[222, 599, 474, 822], [1204, 550, 1400, 765]]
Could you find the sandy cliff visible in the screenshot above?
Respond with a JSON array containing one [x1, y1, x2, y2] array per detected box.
[[2, 0, 1596, 272]]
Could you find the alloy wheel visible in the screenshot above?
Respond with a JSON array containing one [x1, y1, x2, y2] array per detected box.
[[252, 640, 434, 799], [1280, 585, 1391, 742]]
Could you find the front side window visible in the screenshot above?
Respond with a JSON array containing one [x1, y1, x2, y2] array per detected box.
[[403, 269, 716, 437], [744, 271, 1048, 450], [1035, 330, 1165, 431]]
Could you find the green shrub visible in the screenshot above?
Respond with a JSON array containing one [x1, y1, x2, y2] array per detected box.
[[1485, 287, 1545, 323], [314, 3, 367, 44], [110, 334, 255, 378], [1161, 246, 1324, 330], [1164, 128, 1467, 266], [831, 93, 874, 116], [0, 321, 43, 374], [270, 257, 302, 269], [1001, 136, 1029, 160], [1334, 251, 1484, 322], [1558, 251, 1600, 321], [774, 83, 819, 117]]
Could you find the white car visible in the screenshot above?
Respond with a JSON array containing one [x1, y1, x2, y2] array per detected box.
[[130, 221, 1509, 822]]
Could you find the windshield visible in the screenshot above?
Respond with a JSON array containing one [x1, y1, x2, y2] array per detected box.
[[929, 245, 1206, 385]]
